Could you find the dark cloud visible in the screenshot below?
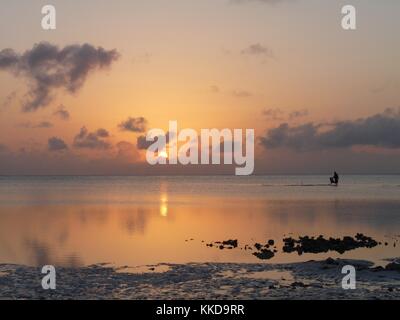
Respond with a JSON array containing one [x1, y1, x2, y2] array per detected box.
[[137, 135, 153, 150], [0, 42, 120, 112], [232, 90, 252, 98], [73, 127, 111, 149], [0, 48, 19, 68], [53, 105, 70, 120], [118, 117, 147, 133], [241, 43, 273, 57], [136, 131, 175, 150], [18, 121, 53, 129], [260, 108, 400, 151], [0, 144, 7, 152], [48, 137, 68, 151]]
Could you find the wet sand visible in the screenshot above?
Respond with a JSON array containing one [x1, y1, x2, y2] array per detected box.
[[1, 258, 399, 300]]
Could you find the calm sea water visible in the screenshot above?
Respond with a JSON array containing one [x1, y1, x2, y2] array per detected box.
[[0, 175, 399, 267]]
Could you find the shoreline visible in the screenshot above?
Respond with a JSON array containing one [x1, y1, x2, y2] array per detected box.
[[1, 258, 399, 300]]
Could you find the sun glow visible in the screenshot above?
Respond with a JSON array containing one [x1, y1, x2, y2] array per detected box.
[[158, 150, 168, 159]]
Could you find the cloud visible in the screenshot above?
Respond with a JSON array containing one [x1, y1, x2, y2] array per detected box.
[[73, 127, 111, 149], [288, 109, 309, 120], [241, 43, 273, 58], [0, 48, 19, 68], [1, 91, 17, 110], [53, 105, 70, 120], [137, 135, 153, 150], [118, 117, 147, 133], [0, 144, 7, 152], [263, 108, 309, 121], [0, 42, 120, 112], [136, 131, 175, 150], [259, 108, 400, 151], [263, 108, 285, 121], [232, 90, 252, 98], [48, 137, 68, 151], [18, 121, 53, 129]]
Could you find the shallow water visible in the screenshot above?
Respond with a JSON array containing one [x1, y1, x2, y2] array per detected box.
[[0, 175, 399, 267]]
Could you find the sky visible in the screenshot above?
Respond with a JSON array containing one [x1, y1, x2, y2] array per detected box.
[[0, 0, 400, 175]]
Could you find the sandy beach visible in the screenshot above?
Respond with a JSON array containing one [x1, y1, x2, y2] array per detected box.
[[1, 258, 399, 300]]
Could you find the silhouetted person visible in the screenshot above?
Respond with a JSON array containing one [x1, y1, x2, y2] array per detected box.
[[334, 171, 339, 185], [330, 171, 339, 185]]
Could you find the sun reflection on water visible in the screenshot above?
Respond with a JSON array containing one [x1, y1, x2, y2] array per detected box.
[[160, 194, 168, 217]]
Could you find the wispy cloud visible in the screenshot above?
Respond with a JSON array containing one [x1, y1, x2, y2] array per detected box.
[[18, 121, 53, 129], [118, 117, 147, 133], [232, 89, 252, 98], [263, 108, 309, 121], [1, 91, 17, 110], [53, 105, 70, 120], [241, 43, 274, 58]]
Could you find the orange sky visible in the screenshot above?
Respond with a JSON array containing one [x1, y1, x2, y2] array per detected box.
[[0, 0, 400, 174]]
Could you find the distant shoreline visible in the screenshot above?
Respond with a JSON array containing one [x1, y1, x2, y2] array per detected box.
[[2, 174, 400, 177]]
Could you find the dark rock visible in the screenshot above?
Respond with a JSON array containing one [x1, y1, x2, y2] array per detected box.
[[371, 266, 384, 272], [222, 239, 238, 248], [291, 281, 307, 288], [252, 249, 275, 260], [385, 261, 400, 271], [282, 234, 379, 255], [325, 257, 338, 265]]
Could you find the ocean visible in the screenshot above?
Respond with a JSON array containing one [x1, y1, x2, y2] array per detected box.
[[0, 175, 399, 267]]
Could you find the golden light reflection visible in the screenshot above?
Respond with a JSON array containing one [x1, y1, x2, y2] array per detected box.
[[160, 193, 168, 217]]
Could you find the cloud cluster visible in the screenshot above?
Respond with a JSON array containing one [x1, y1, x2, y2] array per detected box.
[[73, 127, 111, 149], [48, 137, 68, 152], [53, 105, 70, 120], [259, 108, 400, 151], [241, 43, 273, 58], [0, 42, 120, 111], [119, 117, 147, 133]]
